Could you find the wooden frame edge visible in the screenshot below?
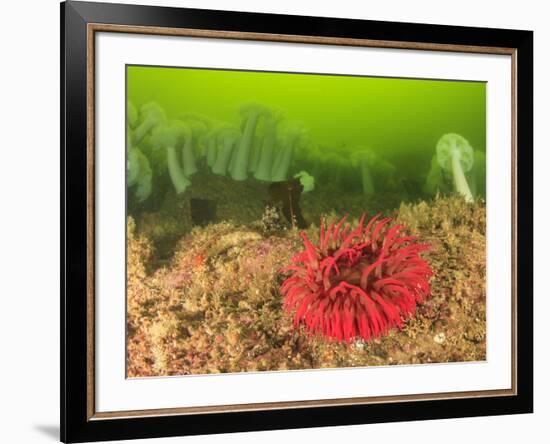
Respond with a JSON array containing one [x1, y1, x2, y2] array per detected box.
[[85, 23, 519, 421], [511, 49, 518, 396], [89, 23, 516, 55], [89, 388, 516, 420], [87, 23, 96, 421]]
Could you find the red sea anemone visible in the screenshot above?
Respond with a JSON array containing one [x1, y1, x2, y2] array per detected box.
[[280, 214, 433, 343]]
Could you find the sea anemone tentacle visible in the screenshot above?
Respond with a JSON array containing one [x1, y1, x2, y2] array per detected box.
[[280, 214, 433, 342]]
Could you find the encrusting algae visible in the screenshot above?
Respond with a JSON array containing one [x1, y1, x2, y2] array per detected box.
[[127, 195, 486, 377]]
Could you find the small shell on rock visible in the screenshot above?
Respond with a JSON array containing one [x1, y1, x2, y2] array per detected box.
[[433, 332, 446, 344]]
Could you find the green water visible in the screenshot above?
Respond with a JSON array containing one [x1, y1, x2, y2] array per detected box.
[[126, 65, 486, 221]]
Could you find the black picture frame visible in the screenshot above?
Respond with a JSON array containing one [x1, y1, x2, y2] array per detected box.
[[61, 1, 533, 442]]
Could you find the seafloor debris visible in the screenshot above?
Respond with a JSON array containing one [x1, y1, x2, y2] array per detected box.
[[268, 178, 308, 229], [127, 195, 486, 377], [258, 204, 285, 234], [190, 198, 217, 226]]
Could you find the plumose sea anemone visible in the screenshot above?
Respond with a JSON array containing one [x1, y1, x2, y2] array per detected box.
[[280, 214, 433, 343]]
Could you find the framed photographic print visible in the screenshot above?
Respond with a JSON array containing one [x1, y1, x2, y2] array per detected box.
[[61, 1, 533, 442]]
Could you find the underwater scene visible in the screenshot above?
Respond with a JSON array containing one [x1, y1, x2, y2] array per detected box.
[[126, 65, 487, 377]]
